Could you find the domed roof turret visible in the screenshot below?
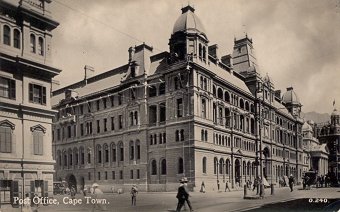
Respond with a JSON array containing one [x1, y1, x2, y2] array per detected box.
[[172, 5, 207, 39], [302, 122, 313, 132], [282, 87, 301, 105]]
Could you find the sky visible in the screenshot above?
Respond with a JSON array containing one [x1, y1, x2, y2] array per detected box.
[[50, 0, 340, 114]]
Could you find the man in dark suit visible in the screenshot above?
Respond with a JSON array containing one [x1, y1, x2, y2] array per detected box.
[[176, 177, 194, 212], [289, 174, 295, 192]]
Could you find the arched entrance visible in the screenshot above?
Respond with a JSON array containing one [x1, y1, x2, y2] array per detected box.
[[235, 159, 241, 186], [263, 147, 270, 179], [66, 174, 77, 191]]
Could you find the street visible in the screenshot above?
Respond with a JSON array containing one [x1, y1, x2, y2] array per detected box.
[[2, 186, 339, 212]]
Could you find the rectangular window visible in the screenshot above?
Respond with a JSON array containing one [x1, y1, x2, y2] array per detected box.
[[119, 170, 123, 179], [110, 96, 114, 107], [112, 148, 116, 162], [88, 172, 91, 180], [29, 83, 46, 105], [80, 124, 84, 136], [80, 105, 84, 115], [118, 93, 122, 105], [0, 77, 16, 99], [103, 98, 107, 109], [130, 170, 133, 179], [97, 120, 100, 133], [73, 125, 76, 137], [160, 103, 166, 122], [96, 100, 100, 111], [105, 171, 108, 180], [177, 98, 183, 117], [0, 126, 12, 153], [201, 99, 206, 118], [67, 126, 71, 138], [112, 171, 115, 180], [98, 172, 101, 180], [104, 118, 107, 132], [137, 145, 140, 160], [119, 115, 123, 129], [137, 169, 140, 179], [111, 117, 115, 130], [33, 131, 43, 155]]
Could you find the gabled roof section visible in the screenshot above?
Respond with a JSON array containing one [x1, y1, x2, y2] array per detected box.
[[30, 124, 46, 133]]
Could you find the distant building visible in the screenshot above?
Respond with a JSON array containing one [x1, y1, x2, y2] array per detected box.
[[302, 121, 329, 176], [314, 108, 340, 184], [52, 5, 305, 192], [0, 0, 60, 207]]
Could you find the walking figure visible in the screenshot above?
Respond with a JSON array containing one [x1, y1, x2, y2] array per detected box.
[[131, 185, 138, 206], [200, 181, 206, 193], [176, 177, 194, 212], [225, 181, 231, 192], [289, 174, 295, 192]]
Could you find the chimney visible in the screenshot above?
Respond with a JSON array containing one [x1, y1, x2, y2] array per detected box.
[[128, 46, 135, 62], [84, 65, 95, 84], [208, 44, 218, 59]]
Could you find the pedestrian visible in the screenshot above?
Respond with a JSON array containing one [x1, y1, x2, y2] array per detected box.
[[225, 181, 231, 192], [200, 181, 206, 193], [176, 177, 194, 212], [217, 179, 220, 191], [91, 183, 107, 211], [22, 193, 32, 212], [252, 178, 258, 191], [289, 174, 294, 192], [111, 185, 115, 194], [70, 185, 76, 199], [131, 185, 138, 206]]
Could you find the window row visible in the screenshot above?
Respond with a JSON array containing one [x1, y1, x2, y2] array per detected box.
[[89, 169, 140, 181], [150, 133, 166, 145], [201, 129, 208, 142], [150, 157, 184, 175], [0, 121, 45, 155], [2, 25, 21, 49], [175, 129, 185, 142]]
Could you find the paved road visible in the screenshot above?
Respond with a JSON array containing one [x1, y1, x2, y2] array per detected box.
[[2, 187, 339, 212]]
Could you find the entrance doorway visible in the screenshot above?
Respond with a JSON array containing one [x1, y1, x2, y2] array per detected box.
[[235, 159, 241, 186]]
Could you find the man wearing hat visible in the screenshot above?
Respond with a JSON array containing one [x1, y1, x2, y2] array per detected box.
[[288, 174, 295, 192], [130, 185, 138, 206], [176, 177, 194, 212], [91, 183, 106, 211]]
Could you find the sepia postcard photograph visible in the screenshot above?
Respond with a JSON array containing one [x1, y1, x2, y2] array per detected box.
[[0, 0, 339, 211]]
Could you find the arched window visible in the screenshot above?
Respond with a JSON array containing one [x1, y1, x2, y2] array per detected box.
[[129, 141, 134, 160], [200, 76, 204, 89], [13, 29, 20, 49], [214, 157, 218, 174], [119, 142, 124, 162], [240, 99, 244, 109], [73, 147, 79, 165], [217, 88, 223, 99], [180, 129, 184, 141], [151, 159, 157, 175], [63, 150, 67, 167], [30, 34, 36, 53], [0, 120, 15, 153], [103, 144, 109, 163], [245, 101, 250, 111], [201, 129, 204, 141], [57, 150, 61, 166], [226, 159, 230, 175], [31, 124, 46, 155], [202, 157, 207, 174], [129, 112, 133, 126], [161, 159, 167, 175], [134, 111, 138, 125], [203, 46, 206, 59], [224, 91, 230, 102], [38, 37, 44, 55], [68, 148, 73, 166], [80, 147, 85, 164], [96, 145, 102, 163], [219, 158, 224, 174], [199, 43, 202, 58], [205, 130, 208, 141], [213, 86, 216, 97], [203, 78, 207, 90], [174, 77, 180, 90], [243, 161, 246, 176], [111, 142, 116, 162], [135, 140, 141, 160], [178, 157, 184, 174], [3, 25, 10, 45]]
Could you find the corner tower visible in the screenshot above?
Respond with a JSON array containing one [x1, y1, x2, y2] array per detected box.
[[169, 5, 209, 61], [232, 35, 258, 75]]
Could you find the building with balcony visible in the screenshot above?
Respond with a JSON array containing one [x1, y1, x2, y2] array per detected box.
[[0, 0, 60, 207], [52, 5, 305, 192], [314, 108, 340, 184]]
